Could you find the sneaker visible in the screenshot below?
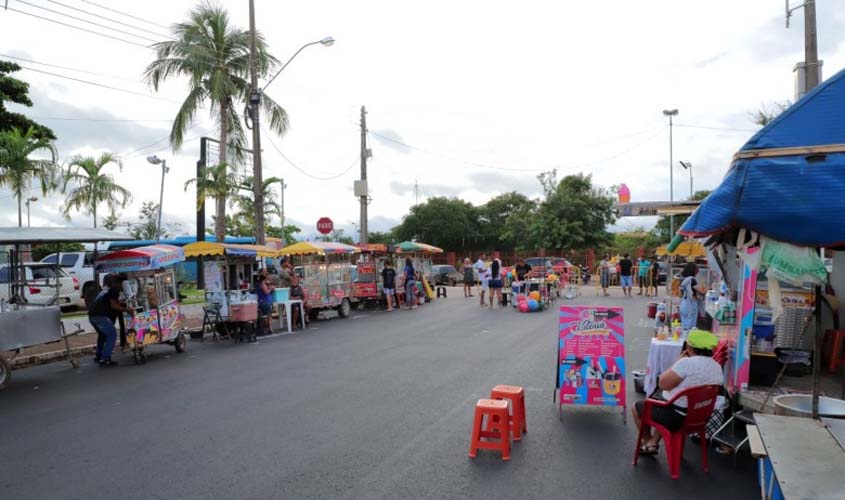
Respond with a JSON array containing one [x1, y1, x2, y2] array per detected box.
[[99, 360, 119, 367]]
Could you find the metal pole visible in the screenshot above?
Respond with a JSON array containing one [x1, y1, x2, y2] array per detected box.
[[359, 106, 369, 244], [196, 138, 207, 290], [280, 177, 285, 232], [813, 283, 822, 418], [157, 160, 166, 243], [805, 0, 819, 91], [669, 114, 674, 239], [26, 200, 30, 228], [248, 0, 265, 245]]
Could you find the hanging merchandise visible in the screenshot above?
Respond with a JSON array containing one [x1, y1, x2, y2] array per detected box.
[[760, 237, 827, 286]]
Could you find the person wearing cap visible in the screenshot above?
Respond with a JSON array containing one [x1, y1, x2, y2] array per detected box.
[[632, 329, 723, 455], [89, 273, 134, 367]]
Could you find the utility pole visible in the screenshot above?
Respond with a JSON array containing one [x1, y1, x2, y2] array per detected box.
[[280, 177, 285, 229], [358, 106, 369, 244], [662, 109, 678, 240], [248, 0, 265, 245], [804, 0, 819, 91], [414, 177, 419, 206]]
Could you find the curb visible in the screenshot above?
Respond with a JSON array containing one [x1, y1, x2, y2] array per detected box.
[[11, 345, 96, 370]]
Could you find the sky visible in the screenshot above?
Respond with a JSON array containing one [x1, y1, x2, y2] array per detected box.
[[1, 0, 844, 241]]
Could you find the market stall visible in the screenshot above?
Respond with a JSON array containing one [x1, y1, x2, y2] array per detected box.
[[351, 243, 392, 308], [394, 241, 443, 301], [280, 241, 356, 319], [95, 244, 187, 363]]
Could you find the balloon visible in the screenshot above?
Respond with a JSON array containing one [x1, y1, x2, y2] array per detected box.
[[506, 272, 513, 279], [529, 291, 540, 301], [517, 294, 528, 302], [518, 302, 530, 313], [528, 299, 539, 311]]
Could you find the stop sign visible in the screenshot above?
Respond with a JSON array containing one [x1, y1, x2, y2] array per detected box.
[[316, 217, 334, 235]]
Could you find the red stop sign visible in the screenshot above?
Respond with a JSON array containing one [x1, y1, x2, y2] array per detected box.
[[316, 217, 334, 235]]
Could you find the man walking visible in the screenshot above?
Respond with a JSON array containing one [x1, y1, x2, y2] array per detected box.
[[473, 254, 488, 307], [382, 260, 397, 311], [619, 253, 634, 297], [638, 255, 651, 296]]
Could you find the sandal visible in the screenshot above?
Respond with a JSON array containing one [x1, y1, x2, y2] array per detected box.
[[639, 443, 659, 456]]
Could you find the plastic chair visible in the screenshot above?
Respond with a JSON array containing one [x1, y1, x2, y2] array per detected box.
[[632, 384, 721, 479], [468, 399, 511, 461], [712, 340, 729, 367], [489, 385, 527, 441]]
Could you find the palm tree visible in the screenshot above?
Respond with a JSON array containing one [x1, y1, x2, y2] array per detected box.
[[234, 175, 281, 223], [0, 127, 59, 227], [184, 161, 240, 238], [144, 1, 289, 243], [61, 152, 131, 228]]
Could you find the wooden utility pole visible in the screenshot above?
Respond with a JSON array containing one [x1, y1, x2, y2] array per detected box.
[[359, 106, 369, 244], [248, 0, 265, 245], [804, 0, 819, 91]]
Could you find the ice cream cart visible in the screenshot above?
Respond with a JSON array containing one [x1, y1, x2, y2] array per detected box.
[[94, 244, 186, 364], [280, 241, 356, 319], [351, 243, 393, 308]]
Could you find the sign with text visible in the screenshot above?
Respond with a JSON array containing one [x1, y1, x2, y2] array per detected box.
[[557, 305, 626, 408], [316, 217, 334, 235]]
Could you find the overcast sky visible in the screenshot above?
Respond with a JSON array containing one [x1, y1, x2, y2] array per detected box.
[[1, 0, 843, 240]]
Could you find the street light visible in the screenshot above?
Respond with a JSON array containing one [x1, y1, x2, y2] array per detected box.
[[25, 197, 37, 228], [662, 109, 679, 239], [248, 35, 335, 246], [679, 161, 693, 199], [146, 155, 169, 243]]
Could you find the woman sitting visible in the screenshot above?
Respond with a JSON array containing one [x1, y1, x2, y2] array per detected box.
[[632, 329, 723, 455]]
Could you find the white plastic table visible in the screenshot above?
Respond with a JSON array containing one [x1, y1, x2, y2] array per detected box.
[[274, 300, 305, 333], [644, 338, 684, 396]]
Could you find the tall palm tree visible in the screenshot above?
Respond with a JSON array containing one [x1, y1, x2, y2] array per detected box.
[[61, 152, 132, 228], [144, 1, 289, 242], [0, 127, 59, 227], [184, 160, 240, 227], [234, 175, 281, 223]]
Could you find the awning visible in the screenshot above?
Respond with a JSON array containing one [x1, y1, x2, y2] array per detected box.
[[182, 242, 280, 258], [95, 244, 184, 273], [355, 243, 389, 253], [395, 241, 444, 254], [656, 241, 706, 258], [0, 227, 134, 244], [279, 241, 358, 256]]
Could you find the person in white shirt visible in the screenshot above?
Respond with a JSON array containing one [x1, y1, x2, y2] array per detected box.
[[473, 254, 488, 307], [632, 329, 723, 455]]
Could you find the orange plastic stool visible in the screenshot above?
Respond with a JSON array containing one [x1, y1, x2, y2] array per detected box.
[[490, 384, 527, 441], [828, 330, 845, 373], [468, 399, 511, 461]]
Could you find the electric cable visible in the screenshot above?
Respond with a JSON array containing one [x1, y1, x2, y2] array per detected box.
[[17, 65, 180, 103], [262, 126, 358, 181], [15, 0, 162, 43], [80, 0, 170, 30], [46, 0, 171, 39]]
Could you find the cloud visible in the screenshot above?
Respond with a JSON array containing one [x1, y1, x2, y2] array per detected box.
[[467, 171, 543, 196], [694, 51, 729, 68], [370, 128, 412, 154]]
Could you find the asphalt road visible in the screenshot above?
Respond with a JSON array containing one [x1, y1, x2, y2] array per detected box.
[[1, 289, 758, 500]]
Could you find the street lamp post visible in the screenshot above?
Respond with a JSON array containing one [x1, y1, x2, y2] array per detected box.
[[679, 161, 693, 198], [662, 109, 679, 239], [247, 31, 335, 246], [146, 155, 169, 243], [25, 197, 37, 228]]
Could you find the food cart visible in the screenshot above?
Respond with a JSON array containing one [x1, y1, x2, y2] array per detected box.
[[94, 244, 187, 364], [280, 241, 356, 319], [351, 243, 393, 308], [394, 241, 443, 302], [0, 227, 134, 389]]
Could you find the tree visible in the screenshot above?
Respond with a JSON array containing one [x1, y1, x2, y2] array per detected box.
[[321, 228, 354, 245], [266, 224, 301, 246], [101, 211, 120, 231], [0, 127, 59, 227], [232, 175, 282, 230], [31, 242, 84, 262], [478, 191, 535, 249], [130, 201, 181, 240], [751, 101, 791, 127], [367, 231, 394, 244], [651, 189, 712, 243], [185, 161, 240, 232], [0, 60, 55, 140], [392, 197, 480, 250], [520, 171, 615, 251], [145, 2, 289, 243], [61, 152, 131, 228]]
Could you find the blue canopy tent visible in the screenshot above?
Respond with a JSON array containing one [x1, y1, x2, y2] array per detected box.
[[673, 68, 845, 249]]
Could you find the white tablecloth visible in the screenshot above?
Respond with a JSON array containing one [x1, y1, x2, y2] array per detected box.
[[644, 338, 684, 396]]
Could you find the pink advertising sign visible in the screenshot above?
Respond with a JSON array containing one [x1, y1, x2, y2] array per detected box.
[[558, 305, 626, 408]]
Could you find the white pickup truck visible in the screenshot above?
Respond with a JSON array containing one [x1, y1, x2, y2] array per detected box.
[[40, 251, 106, 308]]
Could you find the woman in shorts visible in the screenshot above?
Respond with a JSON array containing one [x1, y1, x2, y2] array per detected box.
[[488, 258, 504, 308]]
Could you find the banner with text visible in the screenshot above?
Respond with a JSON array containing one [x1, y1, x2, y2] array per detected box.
[[558, 305, 626, 408]]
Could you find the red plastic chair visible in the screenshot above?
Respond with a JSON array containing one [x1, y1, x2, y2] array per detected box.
[[632, 384, 721, 479]]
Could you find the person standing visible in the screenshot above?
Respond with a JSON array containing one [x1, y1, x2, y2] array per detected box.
[[89, 273, 134, 367], [599, 253, 611, 297], [403, 258, 418, 310], [679, 262, 707, 336], [288, 275, 310, 328], [638, 256, 651, 296], [619, 253, 634, 297], [650, 256, 661, 297], [256, 268, 274, 336], [474, 254, 488, 307], [278, 261, 294, 288], [488, 258, 504, 308], [462, 258, 474, 298], [382, 260, 397, 311]]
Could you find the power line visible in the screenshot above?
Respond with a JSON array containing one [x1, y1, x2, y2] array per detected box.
[[118, 135, 201, 161], [80, 0, 170, 31], [0, 52, 141, 83], [45, 0, 171, 39], [262, 126, 358, 181], [17, 65, 179, 103], [675, 123, 757, 133], [31, 116, 172, 123], [560, 129, 664, 171], [4, 6, 150, 48], [14, 0, 162, 44]]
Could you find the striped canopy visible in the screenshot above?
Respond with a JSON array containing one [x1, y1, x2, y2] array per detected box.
[[279, 241, 358, 256], [95, 244, 184, 273], [395, 241, 444, 254], [182, 242, 280, 258]]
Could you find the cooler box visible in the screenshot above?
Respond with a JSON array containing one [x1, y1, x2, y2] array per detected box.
[[273, 288, 290, 303], [229, 302, 258, 322]]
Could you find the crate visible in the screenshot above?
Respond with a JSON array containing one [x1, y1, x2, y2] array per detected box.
[[229, 302, 258, 322], [272, 288, 290, 303]]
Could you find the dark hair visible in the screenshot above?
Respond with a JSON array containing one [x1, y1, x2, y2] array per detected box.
[[491, 259, 500, 277], [623, 253, 629, 258], [690, 346, 713, 357], [681, 262, 698, 278], [405, 258, 412, 267]]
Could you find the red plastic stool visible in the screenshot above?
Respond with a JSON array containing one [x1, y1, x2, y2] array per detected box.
[[827, 330, 845, 373], [468, 399, 511, 461], [490, 384, 527, 441]]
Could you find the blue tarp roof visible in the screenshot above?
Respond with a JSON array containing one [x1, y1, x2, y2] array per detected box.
[[107, 236, 255, 249], [679, 68, 845, 248]]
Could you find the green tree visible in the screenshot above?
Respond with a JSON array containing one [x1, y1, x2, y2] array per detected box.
[[266, 224, 301, 246], [0, 60, 55, 140], [101, 211, 120, 231], [61, 152, 131, 228], [321, 228, 354, 245], [392, 197, 480, 250], [31, 242, 84, 262], [751, 101, 791, 127], [232, 175, 282, 230], [611, 230, 655, 256], [651, 189, 712, 243], [0, 126, 59, 227], [130, 201, 181, 240], [478, 191, 534, 249], [367, 230, 394, 244], [520, 171, 615, 251], [185, 161, 240, 230], [145, 1, 289, 242]]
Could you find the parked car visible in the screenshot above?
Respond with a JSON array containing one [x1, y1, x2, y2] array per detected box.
[[432, 265, 462, 286], [524, 257, 571, 278], [0, 263, 82, 310], [40, 251, 108, 306]]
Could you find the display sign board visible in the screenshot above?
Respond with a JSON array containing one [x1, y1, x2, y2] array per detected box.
[[317, 217, 334, 235], [203, 261, 224, 292], [557, 305, 626, 410]]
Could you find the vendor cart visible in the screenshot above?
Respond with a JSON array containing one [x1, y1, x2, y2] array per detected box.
[[280, 241, 356, 319], [351, 243, 392, 308], [394, 241, 443, 302], [95, 244, 187, 364]]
